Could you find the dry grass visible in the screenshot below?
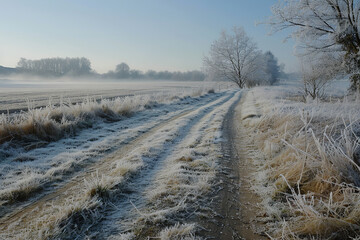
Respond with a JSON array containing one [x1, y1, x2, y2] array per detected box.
[[157, 223, 199, 240], [129, 91, 241, 238], [241, 88, 360, 239], [0, 171, 42, 203], [84, 172, 112, 199], [0, 88, 215, 146]]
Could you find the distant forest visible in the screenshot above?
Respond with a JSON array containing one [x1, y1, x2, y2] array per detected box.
[[0, 57, 206, 81]]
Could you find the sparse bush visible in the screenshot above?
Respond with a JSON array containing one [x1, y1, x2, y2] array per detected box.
[[300, 54, 341, 100]]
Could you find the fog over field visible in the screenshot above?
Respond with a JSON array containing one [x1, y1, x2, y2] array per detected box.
[[0, 78, 219, 113], [2, 0, 360, 239]]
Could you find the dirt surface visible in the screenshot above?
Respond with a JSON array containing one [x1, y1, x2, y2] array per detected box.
[[0, 108, 196, 230], [0, 90, 241, 239], [0, 90, 268, 239], [199, 93, 267, 240]]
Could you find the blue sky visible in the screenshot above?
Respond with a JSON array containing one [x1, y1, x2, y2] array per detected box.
[[0, 0, 298, 73]]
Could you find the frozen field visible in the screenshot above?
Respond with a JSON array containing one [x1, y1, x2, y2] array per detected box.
[[1, 77, 356, 239], [0, 80, 241, 239], [0, 79, 223, 113]]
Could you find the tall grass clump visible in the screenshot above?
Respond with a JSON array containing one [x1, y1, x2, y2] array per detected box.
[[242, 87, 360, 239], [0, 170, 42, 203]]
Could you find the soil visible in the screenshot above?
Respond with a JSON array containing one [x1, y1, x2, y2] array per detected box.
[[198, 92, 268, 240]]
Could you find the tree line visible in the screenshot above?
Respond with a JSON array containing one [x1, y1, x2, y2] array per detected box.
[[17, 57, 92, 76], [14, 57, 206, 81], [103, 62, 205, 81]]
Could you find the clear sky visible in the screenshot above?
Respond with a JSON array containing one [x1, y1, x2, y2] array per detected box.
[[0, 0, 298, 73]]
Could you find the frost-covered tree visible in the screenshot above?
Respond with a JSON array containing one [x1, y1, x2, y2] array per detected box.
[[203, 27, 262, 88], [115, 62, 131, 78], [263, 51, 281, 85], [301, 53, 343, 99], [268, 0, 360, 73]]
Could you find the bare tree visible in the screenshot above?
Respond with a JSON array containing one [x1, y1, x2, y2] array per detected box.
[[302, 64, 331, 99], [301, 53, 342, 99], [268, 0, 360, 72], [203, 26, 262, 88]]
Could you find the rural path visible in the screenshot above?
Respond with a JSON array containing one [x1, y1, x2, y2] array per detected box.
[[198, 92, 267, 240], [0, 89, 266, 239]]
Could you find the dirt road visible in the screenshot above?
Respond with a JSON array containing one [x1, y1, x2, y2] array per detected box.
[[0, 90, 244, 239], [198, 92, 267, 240], [0, 89, 267, 239]]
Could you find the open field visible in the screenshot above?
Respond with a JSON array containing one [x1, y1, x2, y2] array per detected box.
[[4, 0, 360, 239], [2, 78, 360, 239], [0, 79, 225, 114]]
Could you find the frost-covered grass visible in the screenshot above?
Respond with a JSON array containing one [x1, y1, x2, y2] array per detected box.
[[123, 91, 241, 239], [0, 88, 211, 146], [0, 169, 42, 203], [157, 223, 199, 240], [0, 87, 217, 205], [0, 90, 234, 240], [241, 85, 360, 239]]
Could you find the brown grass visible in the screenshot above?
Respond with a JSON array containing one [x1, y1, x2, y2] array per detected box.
[[242, 92, 360, 239]]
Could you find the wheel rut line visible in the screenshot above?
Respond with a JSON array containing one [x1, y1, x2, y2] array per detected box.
[[120, 91, 243, 240], [0, 91, 234, 231], [198, 90, 268, 240], [81, 91, 241, 238], [197, 90, 243, 240], [0, 93, 221, 220]]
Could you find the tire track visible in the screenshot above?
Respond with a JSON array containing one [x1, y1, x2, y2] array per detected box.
[[87, 91, 242, 239], [0, 91, 236, 240], [0, 92, 221, 220]]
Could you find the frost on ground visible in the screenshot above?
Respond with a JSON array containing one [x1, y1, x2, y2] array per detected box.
[[0, 87, 217, 207], [0, 86, 240, 239], [80, 91, 241, 239], [125, 91, 241, 239], [240, 82, 360, 239]]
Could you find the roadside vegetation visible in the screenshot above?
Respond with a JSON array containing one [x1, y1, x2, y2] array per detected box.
[[241, 86, 360, 239]]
